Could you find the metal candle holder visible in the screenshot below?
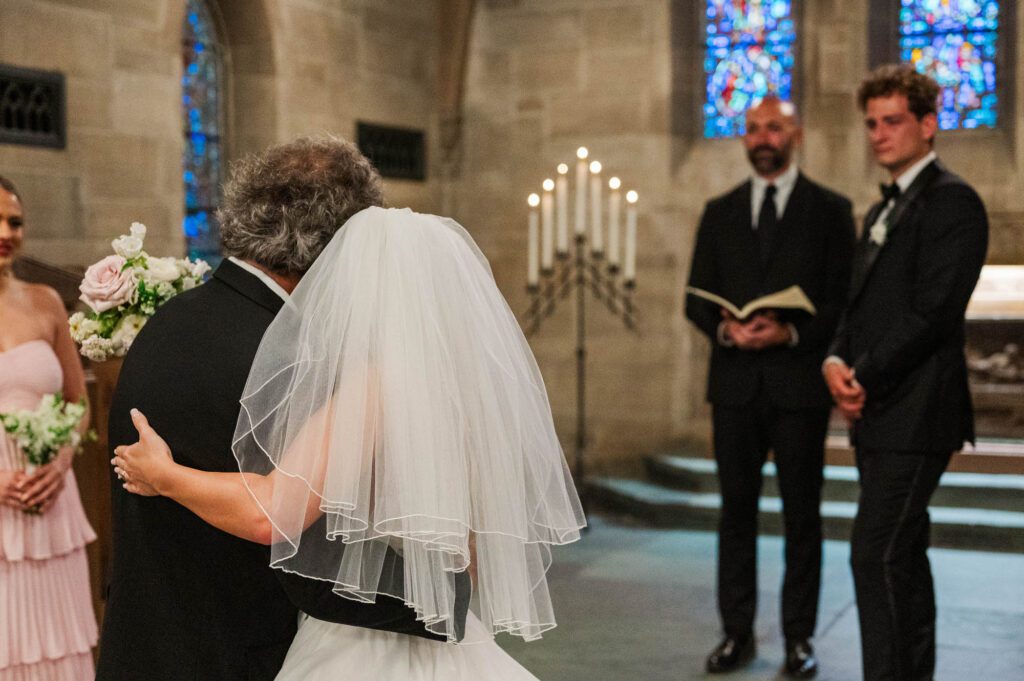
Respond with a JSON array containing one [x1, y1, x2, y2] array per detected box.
[[523, 232, 639, 506]]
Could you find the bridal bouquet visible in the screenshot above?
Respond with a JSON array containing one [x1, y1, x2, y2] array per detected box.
[[0, 393, 90, 471], [68, 222, 210, 361]]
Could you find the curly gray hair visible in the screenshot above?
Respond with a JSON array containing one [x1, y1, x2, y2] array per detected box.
[[218, 136, 383, 275]]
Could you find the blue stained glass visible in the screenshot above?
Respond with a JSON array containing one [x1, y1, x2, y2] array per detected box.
[[181, 0, 224, 264], [899, 0, 1000, 130], [703, 0, 796, 139]]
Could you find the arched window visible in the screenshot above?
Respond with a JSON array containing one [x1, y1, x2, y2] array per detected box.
[[181, 0, 226, 263], [898, 1, 1001, 130], [703, 0, 797, 139]]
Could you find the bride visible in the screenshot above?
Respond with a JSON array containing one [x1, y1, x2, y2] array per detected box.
[[112, 206, 586, 680]]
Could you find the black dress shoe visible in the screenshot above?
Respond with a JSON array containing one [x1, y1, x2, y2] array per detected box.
[[784, 639, 818, 678], [705, 635, 755, 673]]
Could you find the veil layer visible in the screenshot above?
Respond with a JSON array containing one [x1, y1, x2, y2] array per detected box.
[[232, 207, 586, 642]]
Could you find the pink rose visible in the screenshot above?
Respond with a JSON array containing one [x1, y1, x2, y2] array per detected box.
[[79, 255, 137, 313]]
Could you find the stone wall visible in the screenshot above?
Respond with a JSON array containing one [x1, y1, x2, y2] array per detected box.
[[452, 0, 1024, 474], [2, 0, 1020, 473], [0, 0, 441, 266]]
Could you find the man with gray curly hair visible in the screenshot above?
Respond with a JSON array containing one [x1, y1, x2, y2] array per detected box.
[[218, 135, 384, 278], [98, 137, 467, 681]]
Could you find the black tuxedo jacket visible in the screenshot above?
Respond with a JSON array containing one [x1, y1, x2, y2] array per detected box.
[[828, 161, 988, 452], [686, 173, 856, 410], [97, 260, 467, 681]]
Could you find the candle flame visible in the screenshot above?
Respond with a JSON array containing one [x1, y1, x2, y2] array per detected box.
[[609, 177, 621, 190], [528, 193, 540, 207], [626, 190, 638, 203], [576, 147, 589, 160], [557, 163, 569, 174], [589, 161, 602, 174], [543, 178, 555, 191]]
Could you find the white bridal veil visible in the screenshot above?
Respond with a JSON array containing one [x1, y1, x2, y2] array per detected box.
[[232, 207, 586, 642]]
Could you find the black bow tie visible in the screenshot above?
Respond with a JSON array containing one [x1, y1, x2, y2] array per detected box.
[[879, 182, 900, 202]]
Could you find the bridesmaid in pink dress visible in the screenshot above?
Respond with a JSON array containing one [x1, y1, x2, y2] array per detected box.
[[0, 176, 97, 680]]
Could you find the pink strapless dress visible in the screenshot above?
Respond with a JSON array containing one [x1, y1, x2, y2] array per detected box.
[[0, 340, 97, 681]]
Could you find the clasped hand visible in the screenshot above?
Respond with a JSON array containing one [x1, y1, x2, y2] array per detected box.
[[824, 362, 866, 423], [111, 408, 172, 497], [0, 447, 72, 513], [721, 309, 791, 350]]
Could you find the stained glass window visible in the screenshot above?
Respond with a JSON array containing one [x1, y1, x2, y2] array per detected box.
[[899, 0, 1000, 130], [182, 0, 225, 264], [703, 0, 797, 139]]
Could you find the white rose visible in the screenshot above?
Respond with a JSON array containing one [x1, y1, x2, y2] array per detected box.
[[130, 222, 147, 239], [112, 234, 144, 259], [145, 257, 181, 284]]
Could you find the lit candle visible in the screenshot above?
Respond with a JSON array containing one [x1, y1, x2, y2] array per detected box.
[[589, 160, 603, 254], [541, 178, 554, 272], [607, 177, 621, 269], [528, 193, 540, 287], [575, 147, 588, 237], [556, 164, 569, 255], [624, 190, 638, 283]]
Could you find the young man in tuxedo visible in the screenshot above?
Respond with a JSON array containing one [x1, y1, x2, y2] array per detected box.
[[824, 65, 988, 681], [686, 97, 856, 677], [97, 137, 468, 680]]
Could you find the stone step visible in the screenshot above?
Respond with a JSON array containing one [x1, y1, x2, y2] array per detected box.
[[645, 455, 1024, 513], [585, 477, 1024, 553]]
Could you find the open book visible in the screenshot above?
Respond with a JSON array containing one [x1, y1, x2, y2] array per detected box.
[[686, 285, 816, 320]]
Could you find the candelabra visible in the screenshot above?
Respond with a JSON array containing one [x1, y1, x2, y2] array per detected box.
[[522, 148, 640, 505]]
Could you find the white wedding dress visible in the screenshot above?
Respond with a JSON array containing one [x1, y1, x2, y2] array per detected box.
[[233, 208, 584, 681], [276, 612, 541, 681]]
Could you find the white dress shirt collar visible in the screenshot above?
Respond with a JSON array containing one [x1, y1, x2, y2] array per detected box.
[[894, 150, 937, 193], [751, 162, 800, 229], [228, 256, 290, 303]]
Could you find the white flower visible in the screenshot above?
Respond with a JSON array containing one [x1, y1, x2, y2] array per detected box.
[[130, 222, 147, 239], [112, 235, 144, 259], [111, 314, 146, 351], [68, 312, 86, 339], [145, 256, 181, 284], [190, 259, 211, 280], [869, 222, 888, 247], [0, 394, 90, 471], [80, 336, 120, 362], [154, 281, 175, 299]]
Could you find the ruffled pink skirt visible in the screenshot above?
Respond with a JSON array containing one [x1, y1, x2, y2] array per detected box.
[[1, 437, 97, 681]]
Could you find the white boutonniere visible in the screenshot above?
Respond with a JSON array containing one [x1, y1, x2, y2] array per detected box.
[[869, 221, 888, 247]]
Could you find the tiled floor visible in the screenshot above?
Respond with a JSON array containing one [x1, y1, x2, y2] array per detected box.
[[498, 516, 1024, 681]]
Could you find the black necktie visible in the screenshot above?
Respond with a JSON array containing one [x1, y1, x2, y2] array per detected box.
[[756, 184, 777, 264], [879, 182, 900, 203]]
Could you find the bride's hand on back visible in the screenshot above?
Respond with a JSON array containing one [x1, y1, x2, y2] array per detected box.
[[112, 409, 173, 497]]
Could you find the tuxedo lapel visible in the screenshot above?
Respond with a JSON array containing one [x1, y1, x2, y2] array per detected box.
[[848, 161, 942, 303], [848, 202, 885, 301], [212, 259, 286, 315]]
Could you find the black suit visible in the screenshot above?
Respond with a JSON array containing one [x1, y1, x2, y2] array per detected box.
[[96, 260, 467, 681], [686, 173, 855, 642], [828, 160, 987, 681]]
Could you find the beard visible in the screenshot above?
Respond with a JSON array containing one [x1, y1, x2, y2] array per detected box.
[[747, 144, 790, 175]]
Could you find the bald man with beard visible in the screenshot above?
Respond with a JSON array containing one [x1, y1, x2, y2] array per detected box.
[[686, 97, 855, 677]]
